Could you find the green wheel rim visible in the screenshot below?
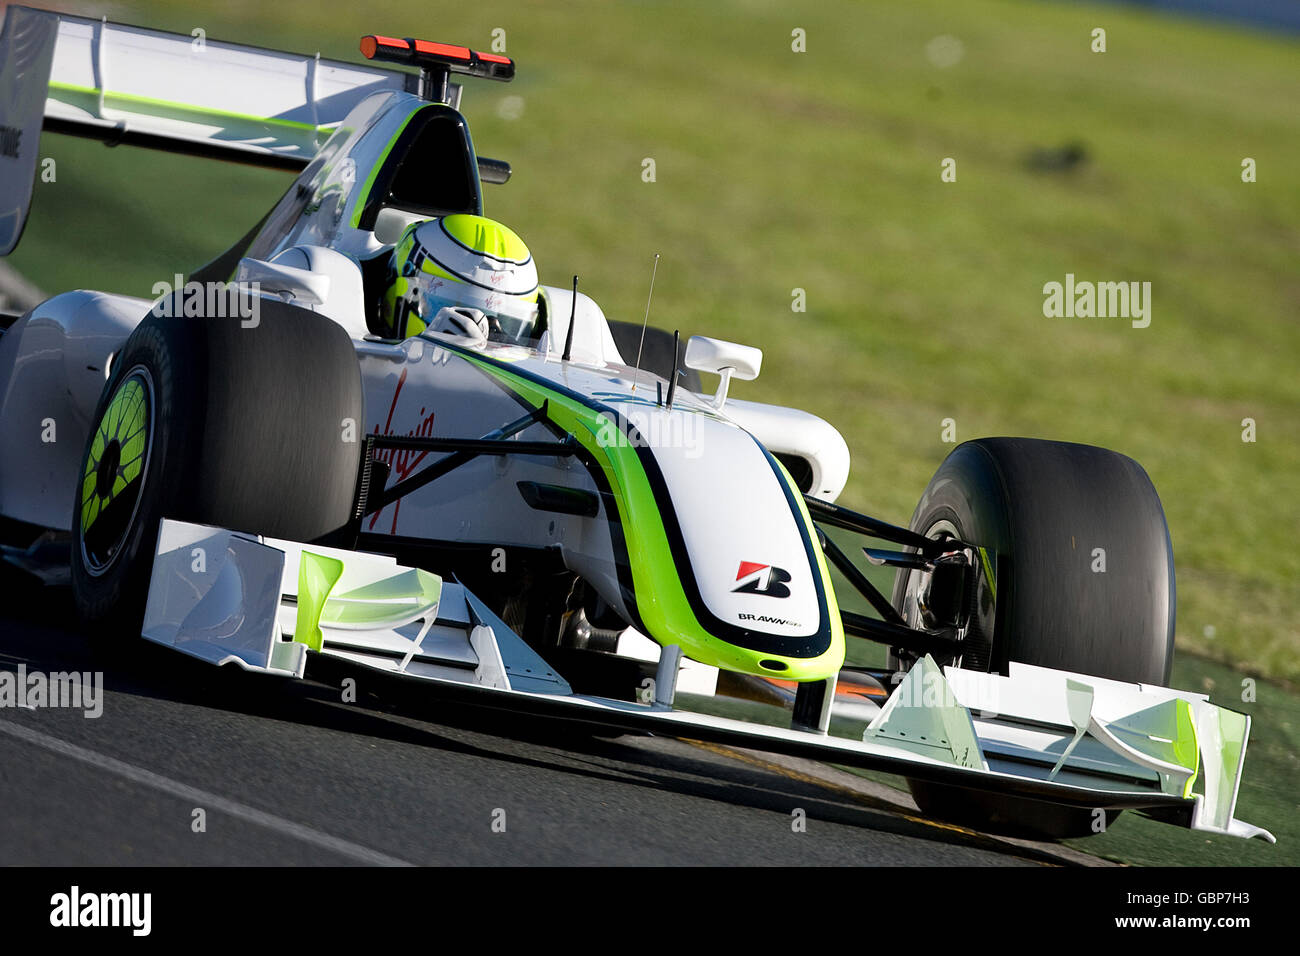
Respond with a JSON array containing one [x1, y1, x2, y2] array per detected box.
[[79, 366, 154, 576]]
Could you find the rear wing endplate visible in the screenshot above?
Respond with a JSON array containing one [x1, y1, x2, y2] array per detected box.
[[0, 6, 506, 256]]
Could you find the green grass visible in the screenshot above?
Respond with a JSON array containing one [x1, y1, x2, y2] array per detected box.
[[12, 0, 1297, 683], [8, 0, 1296, 860]]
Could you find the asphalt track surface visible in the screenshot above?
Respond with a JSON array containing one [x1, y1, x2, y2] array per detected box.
[[0, 566, 1094, 866]]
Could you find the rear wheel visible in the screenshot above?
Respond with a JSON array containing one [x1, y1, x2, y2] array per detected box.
[[891, 438, 1176, 839], [71, 302, 364, 629]]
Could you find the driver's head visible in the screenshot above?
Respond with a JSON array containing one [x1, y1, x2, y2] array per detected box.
[[381, 215, 540, 341]]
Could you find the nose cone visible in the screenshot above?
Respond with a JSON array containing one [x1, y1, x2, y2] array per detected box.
[[608, 402, 844, 680]]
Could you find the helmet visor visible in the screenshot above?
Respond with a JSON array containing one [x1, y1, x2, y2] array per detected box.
[[415, 274, 539, 343]]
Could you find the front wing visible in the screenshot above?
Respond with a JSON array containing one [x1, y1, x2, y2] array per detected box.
[[141, 518, 1275, 844]]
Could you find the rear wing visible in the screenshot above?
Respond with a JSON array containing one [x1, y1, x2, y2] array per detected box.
[[0, 6, 514, 255]]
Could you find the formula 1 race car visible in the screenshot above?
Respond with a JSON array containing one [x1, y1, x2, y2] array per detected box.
[[0, 7, 1273, 843]]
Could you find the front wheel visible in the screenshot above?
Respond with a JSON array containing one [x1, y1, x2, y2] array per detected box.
[[891, 437, 1176, 839], [71, 302, 365, 629]]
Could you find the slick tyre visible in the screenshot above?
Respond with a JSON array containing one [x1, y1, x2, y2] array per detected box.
[[71, 302, 364, 630], [891, 438, 1176, 839]]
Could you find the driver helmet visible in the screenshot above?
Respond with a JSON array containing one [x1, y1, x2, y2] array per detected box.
[[381, 214, 540, 341]]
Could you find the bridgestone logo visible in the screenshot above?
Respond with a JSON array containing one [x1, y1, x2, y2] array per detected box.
[[732, 561, 792, 598], [0, 125, 21, 159]]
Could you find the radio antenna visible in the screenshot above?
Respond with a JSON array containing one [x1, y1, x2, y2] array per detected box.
[[630, 253, 660, 392], [665, 330, 681, 410], [561, 274, 579, 362]]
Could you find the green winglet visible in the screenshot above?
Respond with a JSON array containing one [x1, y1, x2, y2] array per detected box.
[[295, 551, 345, 652], [1172, 698, 1202, 798], [320, 568, 442, 628], [1104, 697, 1201, 797]]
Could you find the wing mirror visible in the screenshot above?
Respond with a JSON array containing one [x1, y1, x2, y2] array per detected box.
[[684, 336, 762, 410], [236, 257, 330, 306]]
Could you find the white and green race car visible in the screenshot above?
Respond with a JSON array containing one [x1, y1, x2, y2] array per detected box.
[[0, 7, 1273, 844]]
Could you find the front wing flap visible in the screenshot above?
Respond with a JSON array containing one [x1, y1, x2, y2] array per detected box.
[[141, 518, 1274, 843]]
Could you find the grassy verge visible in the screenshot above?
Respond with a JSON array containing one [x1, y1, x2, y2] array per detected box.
[[13, 0, 1296, 682]]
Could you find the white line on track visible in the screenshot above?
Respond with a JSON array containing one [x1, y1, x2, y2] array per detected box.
[[0, 718, 413, 866]]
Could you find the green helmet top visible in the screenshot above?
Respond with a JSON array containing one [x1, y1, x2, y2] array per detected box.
[[382, 214, 540, 341]]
